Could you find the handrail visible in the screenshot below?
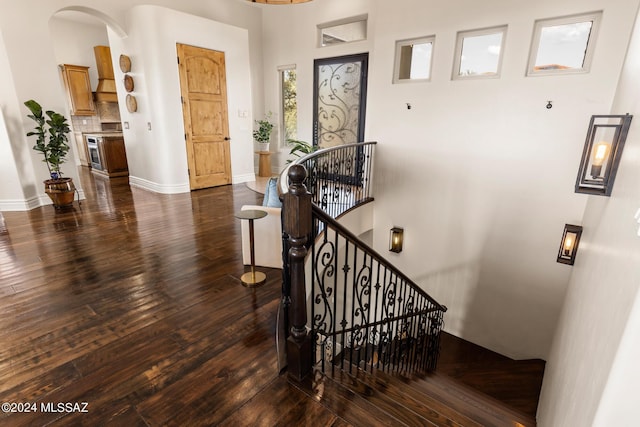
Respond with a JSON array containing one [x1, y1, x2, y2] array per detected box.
[[278, 142, 377, 183], [320, 307, 441, 338], [281, 143, 447, 380], [309, 202, 447, 375], [312, 204, 447, 312], [277, 141, 377, 205]]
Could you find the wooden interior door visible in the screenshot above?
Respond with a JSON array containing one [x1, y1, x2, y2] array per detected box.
[[177, 43, 232, 190]]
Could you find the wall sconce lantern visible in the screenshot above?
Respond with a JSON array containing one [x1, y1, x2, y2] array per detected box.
[[389, 227, 404, 253], [557, 224, 583, 265], [575, 114, 632, 196]]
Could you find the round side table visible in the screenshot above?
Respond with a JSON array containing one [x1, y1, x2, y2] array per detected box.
[[235, 209, 268, 287]]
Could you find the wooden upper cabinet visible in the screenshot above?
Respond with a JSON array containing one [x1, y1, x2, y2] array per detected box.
[[60, 64, 96, 116]]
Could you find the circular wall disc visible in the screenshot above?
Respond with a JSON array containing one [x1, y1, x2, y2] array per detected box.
[[119, 54, 131, 73]]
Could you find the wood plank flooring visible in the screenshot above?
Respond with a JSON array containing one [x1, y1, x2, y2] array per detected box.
[[0, 168, 543, 426], [0, 170, 306, 426]]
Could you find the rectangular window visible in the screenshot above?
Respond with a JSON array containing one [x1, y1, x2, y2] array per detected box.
[[527, 12, 602, 76], [452, 25, 507, 80], [393, 36, 435, 83], [318, 15, 367, 47], [279, 65, 297, 147]]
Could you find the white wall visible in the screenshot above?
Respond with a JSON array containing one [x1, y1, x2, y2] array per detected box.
[[538, 3, 640, 424], [0, 2, 76, 210], [0, 0, 263, 210], [261, 0, 375, 168], [593, 290, 640, 425], [108, 5, 255, 193], [260, 0, 640, 361], [49, 16, 109, 91], [0, 28, 29, 210]]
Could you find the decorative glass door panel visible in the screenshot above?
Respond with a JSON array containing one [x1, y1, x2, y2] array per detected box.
[[313, 53, 368, 148], [312, 53, 369, 193]]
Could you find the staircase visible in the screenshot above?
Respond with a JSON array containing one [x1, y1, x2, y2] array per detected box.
[[280, 142, 544, 425], [296, 332, 544, 426]]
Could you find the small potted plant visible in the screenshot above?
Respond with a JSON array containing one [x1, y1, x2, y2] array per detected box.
[[286, 139, 317, 163], [24, 99, 76, 209], [253, 112, 274, 152]]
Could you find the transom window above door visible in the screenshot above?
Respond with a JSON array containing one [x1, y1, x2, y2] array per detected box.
[[318, 15, 367, 47]]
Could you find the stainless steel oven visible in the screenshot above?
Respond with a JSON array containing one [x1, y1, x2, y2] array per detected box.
[[85, 135, 103, 170]]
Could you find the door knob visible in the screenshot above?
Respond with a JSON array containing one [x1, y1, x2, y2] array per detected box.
[[224, 136, 231, 141]]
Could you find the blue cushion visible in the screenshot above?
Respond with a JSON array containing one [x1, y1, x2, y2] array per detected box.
[[262, 178, 282, 208]]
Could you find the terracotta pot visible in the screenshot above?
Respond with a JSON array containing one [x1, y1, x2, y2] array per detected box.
[[44, 177, 76, 209]]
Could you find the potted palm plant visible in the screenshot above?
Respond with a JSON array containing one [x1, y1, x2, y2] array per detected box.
[[253, 112, 274, 152], [24, 99, 76, 209], [286, 139, 317, 163]]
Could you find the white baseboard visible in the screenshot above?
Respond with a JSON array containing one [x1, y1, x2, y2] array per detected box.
[[233, 173, 256, 184], [128, 175, 190, 194], [0, 198, 37, 211], [0, 189, 85, 212]]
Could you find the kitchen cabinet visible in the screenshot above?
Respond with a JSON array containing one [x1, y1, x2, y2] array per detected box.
[[60, 64, 95, 116], [87, 133, 128, 178], [74, 131, 89, 166], [99, 136, 128, 177]]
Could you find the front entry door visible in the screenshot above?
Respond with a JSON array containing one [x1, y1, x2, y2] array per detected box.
[[313, 53, 368, 148], [177, 43, 232, 190]]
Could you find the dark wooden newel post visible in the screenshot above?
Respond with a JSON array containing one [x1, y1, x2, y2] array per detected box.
[[284, 164, 312, 381]]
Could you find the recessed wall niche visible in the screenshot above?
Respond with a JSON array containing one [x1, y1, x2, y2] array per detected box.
[[452, 25, 508, 80], [393, 35, 435, 83]]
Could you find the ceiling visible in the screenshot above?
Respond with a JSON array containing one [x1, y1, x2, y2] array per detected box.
[[52, 1, 313, 26], [52, 10, 106, 27], [249, 0, 312, 4]]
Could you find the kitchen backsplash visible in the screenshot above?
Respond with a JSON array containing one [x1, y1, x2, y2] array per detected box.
[[71, 115, 102, 133]]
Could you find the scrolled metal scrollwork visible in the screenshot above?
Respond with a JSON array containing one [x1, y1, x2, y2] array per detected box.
[[353, 261, 371, 323], [312, 239, 336, 335], [295, 141, 446, 376]]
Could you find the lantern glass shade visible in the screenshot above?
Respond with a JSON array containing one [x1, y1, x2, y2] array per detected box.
[[389, 227, 404, 253], [557, 224, 583, 265], [575, 114, 632, 196]]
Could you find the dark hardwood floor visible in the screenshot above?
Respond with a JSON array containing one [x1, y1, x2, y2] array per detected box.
[[0, 169, 300, 426], [0, 168, 542, 426]]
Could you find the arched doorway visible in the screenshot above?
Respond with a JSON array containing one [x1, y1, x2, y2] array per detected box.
[[49, 8, 128, 178]]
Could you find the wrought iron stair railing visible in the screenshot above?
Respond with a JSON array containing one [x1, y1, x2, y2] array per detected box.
[[279, 141, 447, 381], [309, 204, 447, 376], [295, 142, 375, 218], [278, 141, 376, 218]]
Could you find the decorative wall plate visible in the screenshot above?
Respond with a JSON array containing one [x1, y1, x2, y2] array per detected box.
[[124, 74, 134, 92], [119, 54, 131, 73], [126, 94, 137, 113]]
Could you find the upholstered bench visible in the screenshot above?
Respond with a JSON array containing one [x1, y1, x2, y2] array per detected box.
[[240, 178, 283, 269]]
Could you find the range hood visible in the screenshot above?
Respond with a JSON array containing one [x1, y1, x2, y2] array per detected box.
[[93, 45, 120, 123], [94, 46, 117, 102]]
